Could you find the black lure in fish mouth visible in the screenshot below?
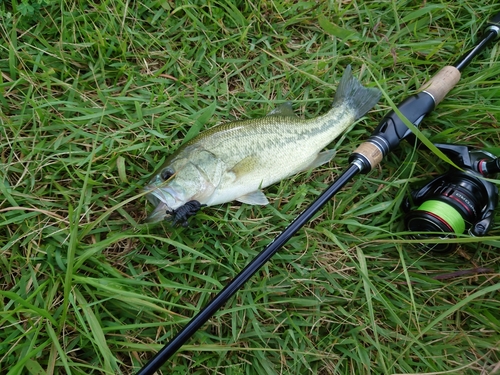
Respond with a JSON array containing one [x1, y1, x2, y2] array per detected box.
[[166, 200, 205, 227]]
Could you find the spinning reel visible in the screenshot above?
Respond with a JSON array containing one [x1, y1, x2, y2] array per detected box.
[[403, 144, 500, 252]]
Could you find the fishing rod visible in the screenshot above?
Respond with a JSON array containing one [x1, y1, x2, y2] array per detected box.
[[137, 12, 500, 375]]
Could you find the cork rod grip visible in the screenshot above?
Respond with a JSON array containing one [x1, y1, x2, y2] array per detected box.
[[422, 66, 461, 105], [351, 142, 384, 170]]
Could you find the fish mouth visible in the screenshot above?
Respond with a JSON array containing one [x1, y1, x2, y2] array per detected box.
[[144, 185, 178, 223]]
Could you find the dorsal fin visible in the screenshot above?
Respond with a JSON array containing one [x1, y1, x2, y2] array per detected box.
[[266, 102, 295, 117]]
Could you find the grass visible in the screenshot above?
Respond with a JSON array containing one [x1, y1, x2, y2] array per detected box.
[[1, 0, 500, 374]]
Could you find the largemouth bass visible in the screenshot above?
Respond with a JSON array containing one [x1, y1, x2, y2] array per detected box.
[[145, 65, 381, 223]]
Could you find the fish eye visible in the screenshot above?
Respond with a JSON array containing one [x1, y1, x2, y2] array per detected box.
[[160, 168, 174, 181]]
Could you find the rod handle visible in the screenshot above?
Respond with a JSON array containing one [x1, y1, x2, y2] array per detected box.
[[422, 66, 461, 105], [350, 142, 383, 171], [349, 91, 436, 173]]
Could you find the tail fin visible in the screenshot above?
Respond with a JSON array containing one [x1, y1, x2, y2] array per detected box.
[[333, 65, 381, 120]]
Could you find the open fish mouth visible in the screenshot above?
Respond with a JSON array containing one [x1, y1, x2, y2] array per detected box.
[[145, 190, 160, 207], [144, 186, 176, 223], [144, 184, 173, 204]]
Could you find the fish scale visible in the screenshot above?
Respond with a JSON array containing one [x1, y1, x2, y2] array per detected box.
[[145, 65, 381, 223]]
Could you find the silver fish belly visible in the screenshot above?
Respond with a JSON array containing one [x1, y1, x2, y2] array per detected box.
[[145, 65, 381, 223]]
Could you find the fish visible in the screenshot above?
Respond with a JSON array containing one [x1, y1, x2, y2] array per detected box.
[[144, 65, 381, 223]]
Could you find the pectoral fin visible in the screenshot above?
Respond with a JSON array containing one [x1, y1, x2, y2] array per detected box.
[[236, 190, 269, 205], [230, 155, 259, 178]]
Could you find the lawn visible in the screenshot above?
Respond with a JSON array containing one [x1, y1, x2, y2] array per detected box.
[[1, 1, 500, 374]]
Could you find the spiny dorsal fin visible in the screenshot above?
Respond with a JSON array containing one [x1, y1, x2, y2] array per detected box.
[[266, 102, 296, 117]]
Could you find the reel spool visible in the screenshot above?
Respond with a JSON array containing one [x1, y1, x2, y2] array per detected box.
[[403, 144, 499, 252]]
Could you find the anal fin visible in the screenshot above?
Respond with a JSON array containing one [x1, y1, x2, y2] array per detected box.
[[236, 190, 269, 205]]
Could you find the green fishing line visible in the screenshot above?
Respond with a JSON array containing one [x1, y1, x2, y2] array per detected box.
[[418, 200, 465, 234]]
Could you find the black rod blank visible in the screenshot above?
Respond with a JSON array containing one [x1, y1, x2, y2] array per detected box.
[[137, 164, 361, 375], [455, 29, 499, 71], [455, 13, 500, 71]]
